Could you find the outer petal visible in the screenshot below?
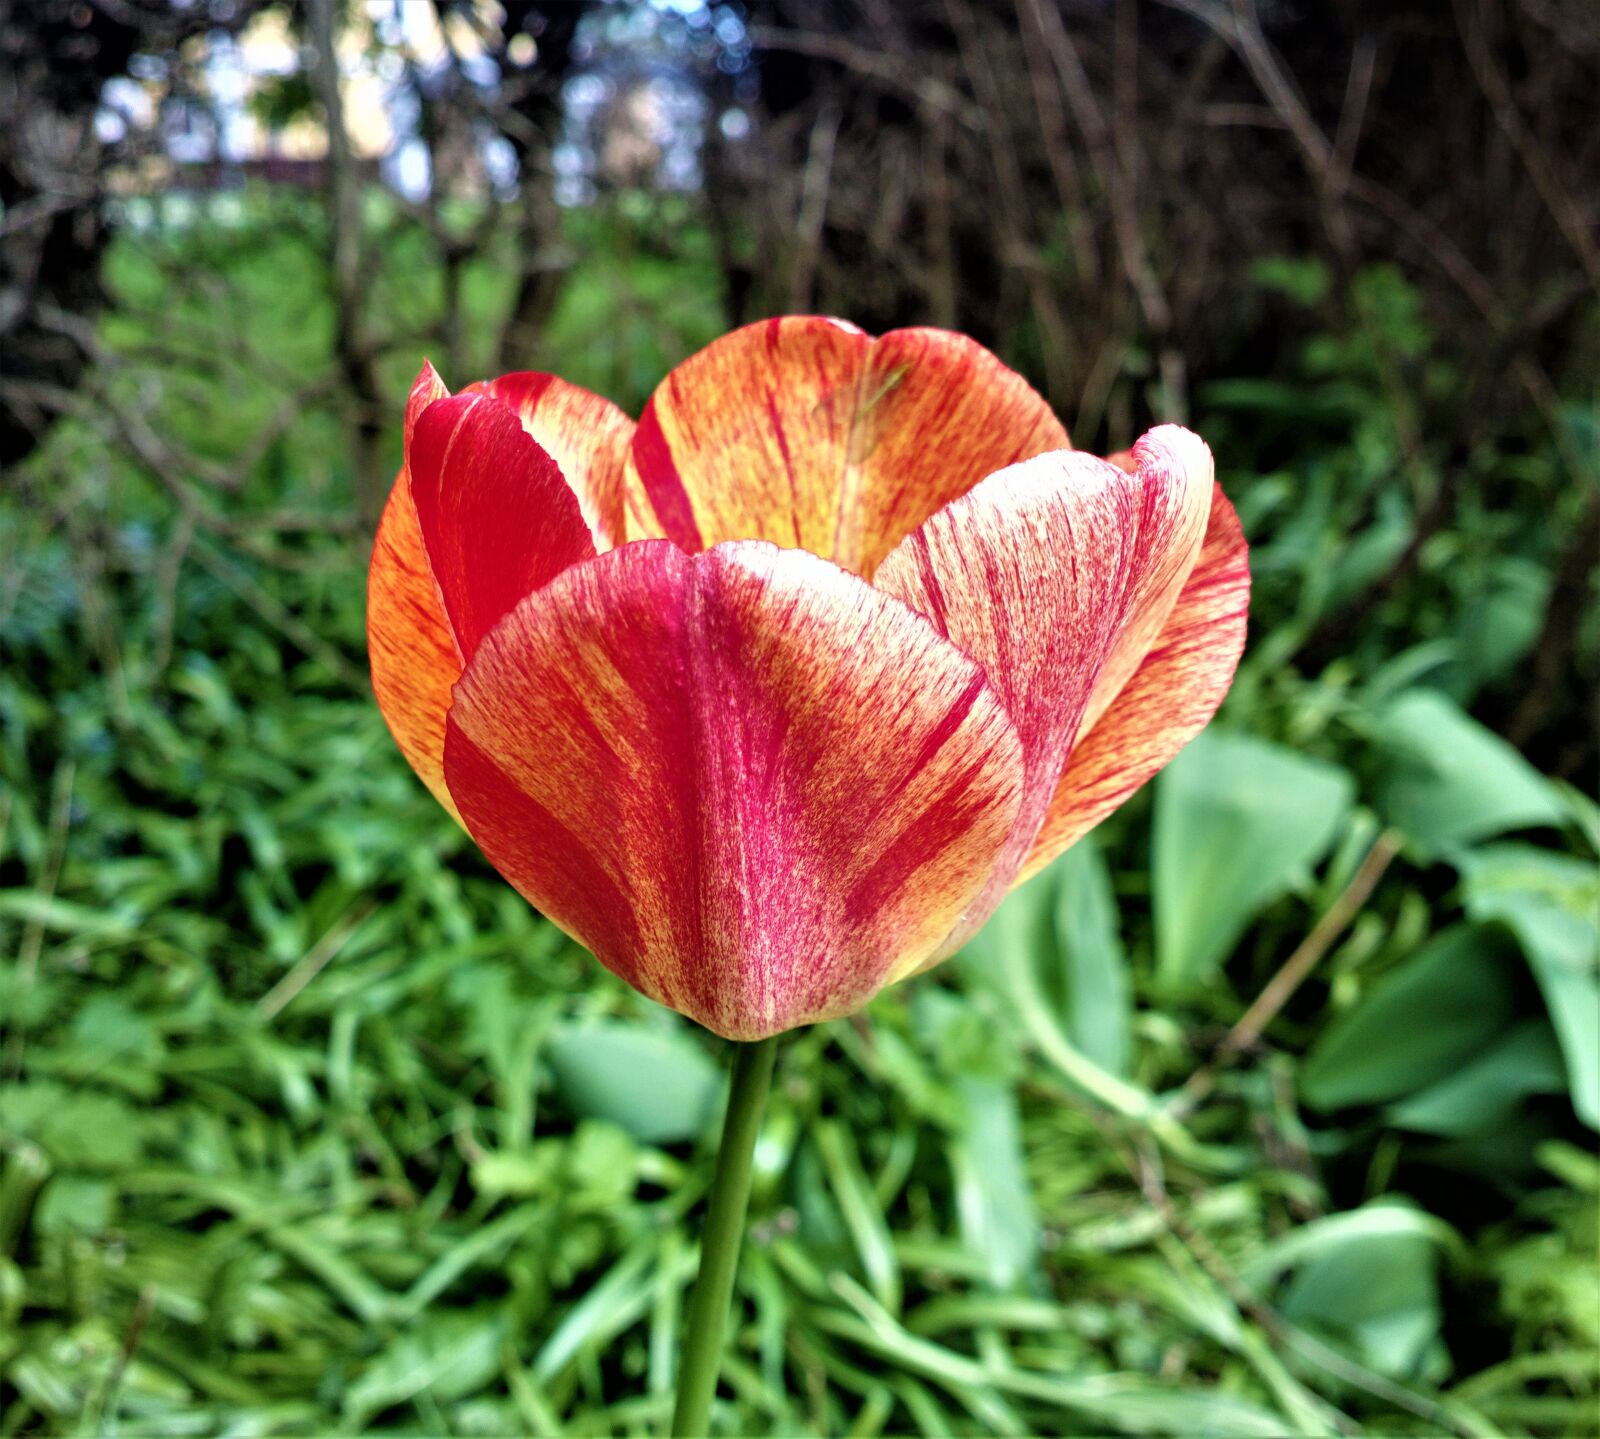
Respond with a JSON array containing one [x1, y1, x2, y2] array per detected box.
[[407, 391, 596, 657], [1019, 481, 1250, 881], [1077, 428, 1220, 736], [474, 372, 635, 550], [875, 427, 1214, 951], [441, 540, 1026, 1040], [624, 317, 1069, 578], [368, 363, 461, 819]]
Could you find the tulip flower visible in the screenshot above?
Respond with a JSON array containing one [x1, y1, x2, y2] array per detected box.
[[368, 317, 1248, 1433], [370, 316, 1248, 1040]]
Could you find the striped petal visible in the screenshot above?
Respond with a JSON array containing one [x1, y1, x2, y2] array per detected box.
[[441, 540, 1026, 1040], [472, 372, 635, 550], [1019, 480, 1250, 880], [875, 426, 1214, 951], [1077, 428, 1222, 737], [368, 364, 461, 819], [624, 317, 1069, 578], [407, 390, 596, 658], [369, 364, 628, 818]]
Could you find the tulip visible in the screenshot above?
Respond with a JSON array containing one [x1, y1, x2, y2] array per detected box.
[[367, 316, 1248, 1433], [370, 316, 1248, 1041]]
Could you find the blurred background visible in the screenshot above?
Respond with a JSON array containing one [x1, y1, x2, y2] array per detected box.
[[1, 0, 1596, 1434]]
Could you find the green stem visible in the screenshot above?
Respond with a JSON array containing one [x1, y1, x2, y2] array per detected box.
[[671, 1034, 778, 1437]]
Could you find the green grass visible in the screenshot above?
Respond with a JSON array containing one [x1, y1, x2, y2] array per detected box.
[[1, 191, 1595, 1436]]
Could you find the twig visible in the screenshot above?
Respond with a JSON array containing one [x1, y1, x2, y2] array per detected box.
[[0, 376, 360, 563], [748, 26, 986, 130], [1157, 0, 1331, 171], [1326, 33, 1377, 206], [89, 1282, 157, 1433], [189, 537, 368, 693], [308, 0, 387, 523], [1453, 0, 1600, 292], [1016, 3, 1101, 295], [946, 0, 1074, 408], [1178, 830, 1403, 1112], [255, 900, 377, 1022], [788, 100, 843, 313], [1022, 0, 1173, 335]]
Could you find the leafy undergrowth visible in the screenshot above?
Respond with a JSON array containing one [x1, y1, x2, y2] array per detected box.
[[1, 199, 1595, 1436]]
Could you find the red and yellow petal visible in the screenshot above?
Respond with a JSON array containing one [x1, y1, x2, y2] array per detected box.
[[441, 540, 1026, 1040], [876, 429, 1213, 949], [623, 317, 1069, 578], [1077, 427, 1218, 737], [473, 372, 635, 550], [1019, 481, 1250, 881], [370, 363, 627, 816], [406, 391, 597, 658], [369, 364, 461, 818]]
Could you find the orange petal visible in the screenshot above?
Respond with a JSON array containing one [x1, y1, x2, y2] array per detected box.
[[1019, 480, 1250, 881], [369, 364, 461, 819], [876, 428, 1214, 950], [369, 363, 621, 818], [474, 372, 635, 550], [623, 317, 1069, 577], [441, 540, 1025, 1040]]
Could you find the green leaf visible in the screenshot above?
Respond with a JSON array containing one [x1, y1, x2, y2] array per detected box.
[[531, 1239, 685, 1383], [544, 1021, 722, 1145], [1385, 1020, 1567, 1136], [948, 1078, 1039, 1292], [815, 1121, 902, 1313], [1153, 729, 1353, 983], [1457, 844, 1600, 1129], [1281, 1234, 1443, 1382], [963, 835, 1133, 1077], [1301, 925, 1523, 1111], [1245, 1202, 1456, 1383], [344, 1307, 507, 1425], [0, 894, 135, 938], [1050, 837, 1132, 1076], [0, 1083, 146, 1170], [1250, 255, 1331, 306], [1369, 689, 1563, 856], [1445, 556, 1550, 698]]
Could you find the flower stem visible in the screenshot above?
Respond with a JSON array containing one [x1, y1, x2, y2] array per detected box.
[[671, 1034, 778, 1437]]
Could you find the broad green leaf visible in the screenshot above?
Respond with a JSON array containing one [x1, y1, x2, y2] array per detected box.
[[1385, 1019, 1567, 1136], [1153, 729, 1353, 983], [544, 1021, 721, 1144], [1242, 1199, 1464, 1287], [1458, 844, 1600, 1129], [1284, 1242, 1443, 1383], [963, 836, 1133, 1077], [1369, 689, 1563, 856], [1446, 556, 1550, 698], [0, 1083, 146, 1170], [1050, 837, 1132, 1076], [1247, 1202, 1454, 1383], [948, 1078, 1039, 1292], [1301, 925, 1523, 1111]]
